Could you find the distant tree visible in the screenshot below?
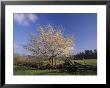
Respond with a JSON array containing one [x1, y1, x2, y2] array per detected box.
[[74, 49, 97, 59], [84, 50, 90, 59], [94, 49, 97, 58], [23, 24, 75, 66]]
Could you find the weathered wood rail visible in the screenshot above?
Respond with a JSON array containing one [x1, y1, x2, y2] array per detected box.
[[74, 61, 97, 70]]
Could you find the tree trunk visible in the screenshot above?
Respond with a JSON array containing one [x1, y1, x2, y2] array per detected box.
[[39, 60, 40, 65], [55, 58, 56, 66], [49, 58, 51, 65], [51, 57, 54, 66], [39, 59, 41, 67], [49, 58, 50, 64]]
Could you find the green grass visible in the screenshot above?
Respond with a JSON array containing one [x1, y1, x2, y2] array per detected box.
[[14, 66, 97, 75], [14, 65, 75, 75], [14, 65, 71, 75], [14, 59, 97, 75], [44, 59, 97, 65], [74, 59, 97, 66]]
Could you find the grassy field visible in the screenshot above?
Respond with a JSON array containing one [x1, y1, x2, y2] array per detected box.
[[14, 59, 97, 75], [44, 59, 97, 65], [14, 65, 97, 75], [74, 59, 97, 66]]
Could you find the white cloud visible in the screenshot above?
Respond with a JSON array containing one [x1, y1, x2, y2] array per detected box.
[[28, 14, 38, 22], [14, 13, 38, 26]]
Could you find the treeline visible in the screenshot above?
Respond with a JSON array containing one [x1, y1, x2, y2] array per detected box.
[[74, 49, 97, 60]]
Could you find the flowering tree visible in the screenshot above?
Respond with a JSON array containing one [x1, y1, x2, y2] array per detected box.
[[24, 24, 75, 66]]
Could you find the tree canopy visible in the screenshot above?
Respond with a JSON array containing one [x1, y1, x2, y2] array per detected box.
[[23, 24, 75, 65]]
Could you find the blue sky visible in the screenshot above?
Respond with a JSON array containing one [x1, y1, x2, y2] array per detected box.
[[14, 13, 97, 55]]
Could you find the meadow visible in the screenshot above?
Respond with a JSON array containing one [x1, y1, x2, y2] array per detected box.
[[14, 59, 97, 75]]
